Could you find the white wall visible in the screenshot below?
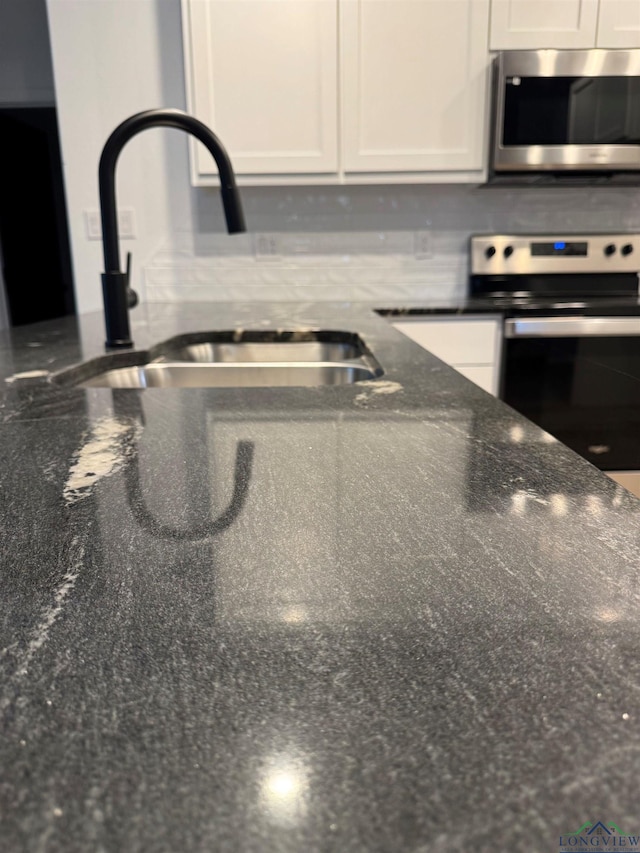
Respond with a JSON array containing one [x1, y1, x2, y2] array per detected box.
[[46, 0, 193, 314], [0, 0, 55, 106]]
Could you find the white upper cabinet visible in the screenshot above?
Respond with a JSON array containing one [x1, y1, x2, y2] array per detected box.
[[489, 0, 600, 49], [597, 0, 640, 47], [490, 0, 640, 49], [340, 0, 490, 174], [182, 0, 338, 182], [182, 0, 492, 184]]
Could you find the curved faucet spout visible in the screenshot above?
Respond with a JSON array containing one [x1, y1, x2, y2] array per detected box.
[[98, 108, 246, 348]]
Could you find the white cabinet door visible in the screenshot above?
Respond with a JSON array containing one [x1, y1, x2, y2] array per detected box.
[[392, 318, 501, 366], [392, 317, 503, 396], [182, 0, 338, 182], [340, 0, 490, 173], [597, 0, 640, 47], [454, 365, 497, 395], [490, 0, 599, 49]]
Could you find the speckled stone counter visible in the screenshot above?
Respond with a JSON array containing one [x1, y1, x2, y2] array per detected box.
[[1, 302, 640, 853]]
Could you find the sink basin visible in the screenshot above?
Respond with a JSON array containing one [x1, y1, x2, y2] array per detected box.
[[52, 329, 384, 389], [157, 340, 363, 364], [78, 362, 378, 389]]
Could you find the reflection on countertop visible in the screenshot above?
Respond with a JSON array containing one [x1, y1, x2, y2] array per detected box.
[[1, 302, 640, 853]]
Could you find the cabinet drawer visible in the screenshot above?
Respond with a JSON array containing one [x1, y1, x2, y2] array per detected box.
[[392, 318, 501, 365]]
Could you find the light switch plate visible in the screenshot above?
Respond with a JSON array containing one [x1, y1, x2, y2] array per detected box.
[[84, 208, 136, 240]]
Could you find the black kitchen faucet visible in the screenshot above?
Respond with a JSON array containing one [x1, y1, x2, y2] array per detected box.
[[99, 108, 246, 349]]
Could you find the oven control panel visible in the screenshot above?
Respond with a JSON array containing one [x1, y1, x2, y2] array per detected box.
[[471, 234, 640, 275]]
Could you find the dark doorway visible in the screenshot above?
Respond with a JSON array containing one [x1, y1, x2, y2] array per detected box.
[[0, 107, 75, 325]]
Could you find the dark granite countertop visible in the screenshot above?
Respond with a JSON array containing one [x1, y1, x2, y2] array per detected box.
[[379, 295, 640, 317], [1, 302, 640, 852]]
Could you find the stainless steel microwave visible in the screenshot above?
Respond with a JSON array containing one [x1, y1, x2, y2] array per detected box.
[[492, 49, 640, 174]]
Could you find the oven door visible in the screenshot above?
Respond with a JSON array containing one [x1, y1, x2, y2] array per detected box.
[[493, 50, 640, 172], [503, 317, 640, 472]]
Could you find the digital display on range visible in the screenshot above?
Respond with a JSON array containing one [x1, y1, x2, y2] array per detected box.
[[530, 241, 588, 257]]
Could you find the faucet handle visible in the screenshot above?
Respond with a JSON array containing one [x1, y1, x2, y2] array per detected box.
[[125, 252, 139, 309]]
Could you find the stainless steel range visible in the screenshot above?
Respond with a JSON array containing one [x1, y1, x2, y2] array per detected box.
[[471, 233, 640, 496]]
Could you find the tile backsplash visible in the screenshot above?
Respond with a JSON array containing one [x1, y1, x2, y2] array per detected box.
[[144, 184, 640, 304]]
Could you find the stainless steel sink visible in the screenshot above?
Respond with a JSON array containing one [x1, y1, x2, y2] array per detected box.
[[52, 329, 384, 389], [157, 340, 362, 364], [78, 362, 378, 389]]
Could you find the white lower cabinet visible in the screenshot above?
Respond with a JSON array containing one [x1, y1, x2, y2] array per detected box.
[[453, 365, 497, 395], [392, 316, 503, 396]]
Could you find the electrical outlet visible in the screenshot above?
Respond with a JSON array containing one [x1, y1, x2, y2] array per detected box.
[[414, 230, 432, 260], [254, 233, 282, 261], [118, 208, 136, 239], [84, 208, 136, 240], [84, 210, 102, 240]]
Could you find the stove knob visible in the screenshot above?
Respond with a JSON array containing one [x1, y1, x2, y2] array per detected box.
[[504, 245, 514, 258], [604, 244, 617, 256], [485, 246, 496, 259], [621, 244, 634, 256]]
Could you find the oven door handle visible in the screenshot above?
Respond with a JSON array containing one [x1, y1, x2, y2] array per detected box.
[[505, 316, 640, 338]]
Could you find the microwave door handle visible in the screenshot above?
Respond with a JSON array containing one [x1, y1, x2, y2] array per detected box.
[[505, 317, 640, 338]]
